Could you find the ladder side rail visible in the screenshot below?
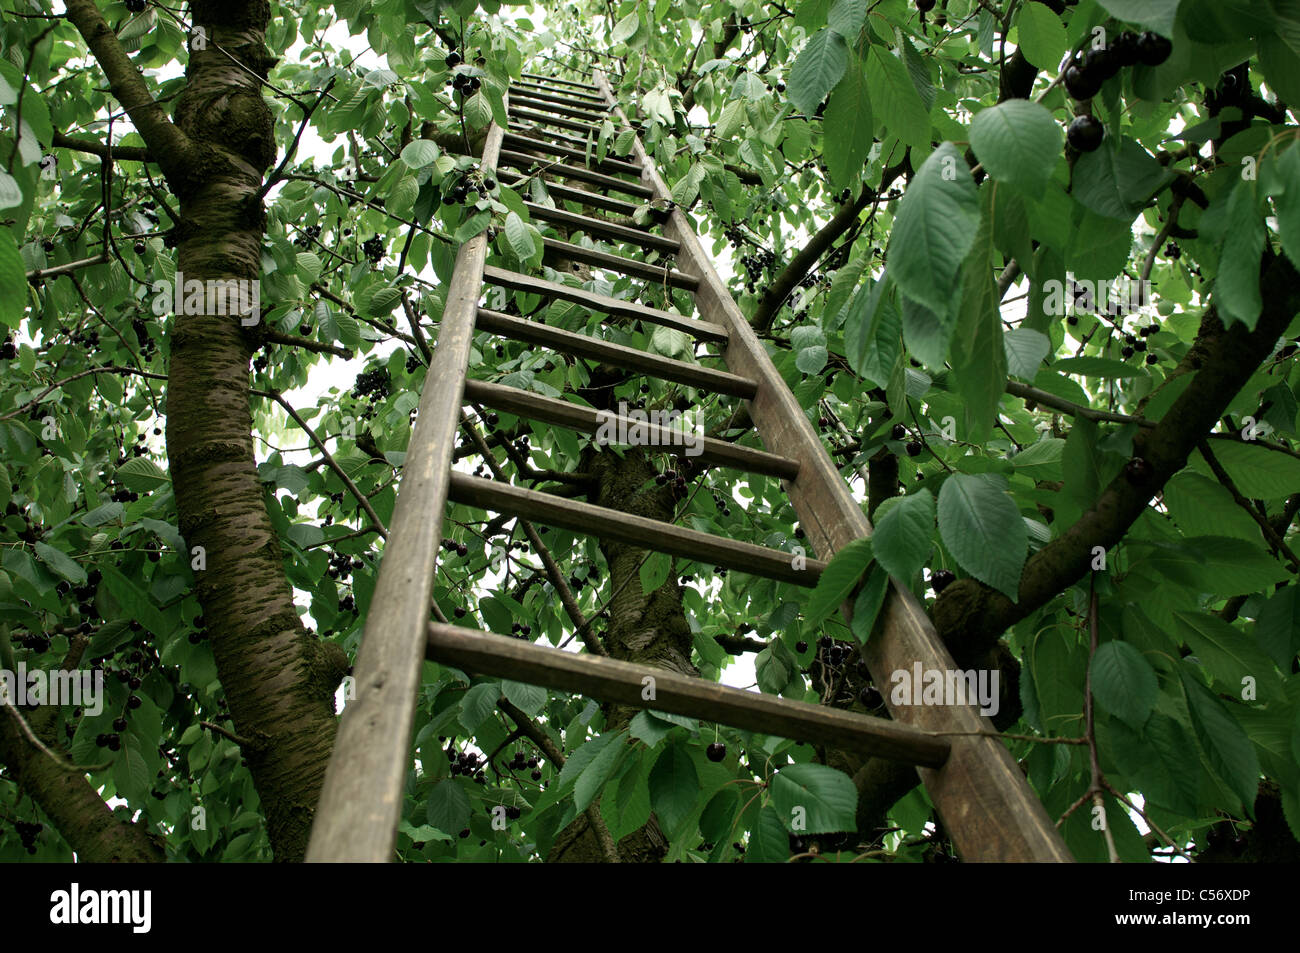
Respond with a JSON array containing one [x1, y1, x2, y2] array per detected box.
[[305, 118, 507, 864], [592, 70, 1072, 863]]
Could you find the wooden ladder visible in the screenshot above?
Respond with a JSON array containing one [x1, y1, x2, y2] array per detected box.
[[306, 66, 1073, 863]]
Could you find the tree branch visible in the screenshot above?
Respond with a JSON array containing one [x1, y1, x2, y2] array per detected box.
[[934, 251, 1300, 658], [63, 0, 195, 184]]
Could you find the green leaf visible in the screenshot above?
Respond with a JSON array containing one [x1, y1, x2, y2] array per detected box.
[[803, 537, 873, 629], [937, 473, 1027, 601], [1190, 440, 1300, 498], [871, 489, 934, 583], [34, 541, 87, 585], [647, 740, 699, 835], [1256, 586, 1300, 669], [639, 551, 671, 593], [0, 229, 30, 328], [458, 681, 500, 733], [399, 138, 440, 169], [951, 211, 1005, 442], [629, 710, 674, 747], [744, 804, 791, 863], [970, 100, 1062, 196], [1003, 327, 1051, 379], [116, 457, 169, 493], [1177, 610, 1284, 702], [364, 285, 402, 316], [827, 0, 867, 39], [503, 211, 537, 261], [0, 169, 22, 210], [787, 29, 848, 115], [769, 762, 858, 833], [792, 325, 828, 374], [755, 643, 793, 695], [1016, 1, 1070, 69], [1094, 0, 1180, 36], [388, 176, 418, 218], [502, 679, 546, 715], [1180, 668, 1262, 811], [866, 45, 930, 152], [849, 563, 890, 644], [730, 71, 766, 101], [1274, 145, 1300, 269], [887, 143, 980, 316], [611, 11, 639, 44], [574, 729, 628, 812], [823, 56, 873, 190], [1090, 641, 1157, 729], [426, 778, 471, 834], [1215, 181, 1264, 329]]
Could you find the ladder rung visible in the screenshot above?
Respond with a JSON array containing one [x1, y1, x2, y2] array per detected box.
[[518, 124, 618, 155], [509, 93, 611, 123], [542, 237, 698, 290], [463, 379, 792, 477], [511, 105, 604, 136], [502, 133, 643, 176], [482, 266, 726, 342], [512, 79, 606, 103], [498, 150, 652, 198], [474, 307, 756, 398], [522, 72, 599, 91], [426, 622, 951, 766], [509, 84, 608, 108], [525, 201, 678, 253], [500, 174, 641, 216], [447, 472, 819, 585]]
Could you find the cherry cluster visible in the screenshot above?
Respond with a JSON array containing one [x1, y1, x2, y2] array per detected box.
[[294, 224, 322, 249], [446, 745, 486, 783], [445, 172, 494, 205], [739, 247, 775, 294], [362, 235, 385, 264], [440, 537, 470, 558], [124, 0, 146, 12], [12, 820, 42, 855], [131, 317, 157, 360], [352, 366, 391, 403], [1119, 325, 1160, 363], [0, 335, 14, 360], [1065, 30, 1172, 153], [501, 748, 542, 780], [327, 551, 363, 581]]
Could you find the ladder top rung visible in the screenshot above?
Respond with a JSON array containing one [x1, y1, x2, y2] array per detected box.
[[508, 85, 609, 108], [522, 72, 599, 91], [474, 307, 756, 398], [426, 622, 951, 767], [481, 266, 727, 342], [447, 472, 819, 585], [508, 92, 610, 119]]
